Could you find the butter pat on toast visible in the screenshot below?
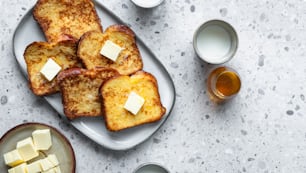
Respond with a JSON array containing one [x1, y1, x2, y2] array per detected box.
[[24, 40, 82, 96], [101, 71, 166, 131], [57, 68, 119, 119], [78, 25, 143, 75], [33, 0, 102, 43]]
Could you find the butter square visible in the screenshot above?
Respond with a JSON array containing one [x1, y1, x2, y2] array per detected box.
[[42, 168, 56, 173], [54, 166, 62, 173], [40, 58, 62, 81], [124, 91, 145, 115], [40, 158, 54, 171], [100, 40, 123, 62], [27, 160, 42, 173], [3, 149, 24, 167], [47, 154, 59, 167], [9, 163, 27, 173], [42, 166, 61, 173], [16, 137, 38, 162], [8, 168, 15, 173], [32, 129, 52, 150]]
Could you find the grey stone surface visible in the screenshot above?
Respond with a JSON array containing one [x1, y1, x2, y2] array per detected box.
[[1, 0, 306, 172]]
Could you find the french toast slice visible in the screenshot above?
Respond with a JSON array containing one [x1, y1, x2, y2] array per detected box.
[[101, 71, 166, 131], [78, 25, 143, 75], [57, 68, 119, 119], [33, 0, 102, 43], [24, 40, 82, 96]]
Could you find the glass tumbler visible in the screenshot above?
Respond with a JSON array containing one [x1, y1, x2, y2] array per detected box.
[[207, 66, 241, 103]]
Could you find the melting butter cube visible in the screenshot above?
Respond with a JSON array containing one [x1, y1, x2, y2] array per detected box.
[[41, 169, 55, 173], [16, 137, 38, 162], [8, 168, 14, 173], [124, 92, 145, 115], [32, 129, 52, 150], [40, 158, 54, 171], [8, 163, 27, 173], [47, 154, 59, 167], [40, 58, 62, 81], [3, 149, 24, 167], [100, 40, 123, 62], [27, 160, 42, 173], [42, 166, 61, 173], [53, 166, 62, 173], [42, 168, 56, 173]]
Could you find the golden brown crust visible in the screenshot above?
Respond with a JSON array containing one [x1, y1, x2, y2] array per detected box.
[[77, 25, 143, 75], [57, 68, 119, 119], [101, 71, 166, 131], [33, 0, 102, 43], [24, 40, 82, 96], [104, 25, 135, 38]]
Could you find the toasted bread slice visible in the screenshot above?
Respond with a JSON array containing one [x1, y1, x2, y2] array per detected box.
[[57, 68, 119, 119], [33, 0, 102, 43], [24, 40, 82, 96], [101, 71, 166, 131], [78, 25, 143, 75]]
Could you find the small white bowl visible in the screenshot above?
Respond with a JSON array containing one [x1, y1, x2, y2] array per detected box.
[[193, 20, 238, 64], [131, 0, 164, 8]]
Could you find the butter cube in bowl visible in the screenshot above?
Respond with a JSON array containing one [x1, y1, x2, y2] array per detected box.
[[32, 129, 52, 150], [16, 137, 39, 162]]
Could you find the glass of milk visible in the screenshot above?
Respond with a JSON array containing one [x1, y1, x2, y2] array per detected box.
[[193, 20, 238, 64], [131, 0, 164, 8]]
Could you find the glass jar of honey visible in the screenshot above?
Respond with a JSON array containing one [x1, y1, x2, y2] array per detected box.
[[207, 66, 241, 103]]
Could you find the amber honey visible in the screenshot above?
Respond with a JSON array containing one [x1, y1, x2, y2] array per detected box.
[[207, 67, 241, 103]]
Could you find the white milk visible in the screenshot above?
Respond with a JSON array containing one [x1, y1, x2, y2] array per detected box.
[[196, 25, 231, 61]]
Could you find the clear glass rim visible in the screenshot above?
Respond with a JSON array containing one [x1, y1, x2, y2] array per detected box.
[[210, 67, 241, 99]]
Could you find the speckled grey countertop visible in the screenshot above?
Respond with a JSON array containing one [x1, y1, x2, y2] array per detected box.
[[1, 0, 306, 172]]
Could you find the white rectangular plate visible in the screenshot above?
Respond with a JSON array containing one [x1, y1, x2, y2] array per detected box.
[[13, 1, 175, 150]]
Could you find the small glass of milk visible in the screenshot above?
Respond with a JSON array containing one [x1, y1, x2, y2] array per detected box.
[[193, 20, 238, 64], [131, 0, 164, 8]]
